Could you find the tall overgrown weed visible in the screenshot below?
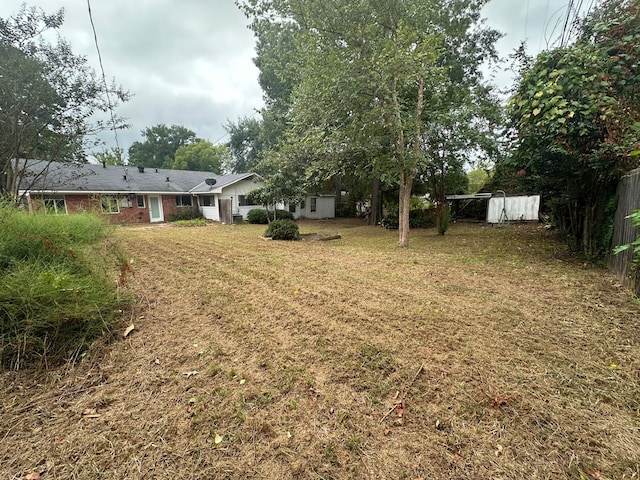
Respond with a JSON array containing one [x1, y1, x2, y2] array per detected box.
[[0, 203, 132, 369]]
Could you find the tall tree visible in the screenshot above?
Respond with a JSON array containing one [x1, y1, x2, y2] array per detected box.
[[506, 0, 640, 256], [92, 147, 126, 166], [128, 124, 197, 169], [240, 0, 500, 245], [225, 116, 265, 173], [0, 5, 129, 200], [171, 140, 229, 173]]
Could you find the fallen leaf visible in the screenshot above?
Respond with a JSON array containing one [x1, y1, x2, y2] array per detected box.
[[153, 358, 160, 365], [25, 473, 41, 480], [383, 428, 391, 436], [214, 434, 223, 444], [82, 408, 100, 418], [286, 431, 292, 439], [183, 371, 198, 377], [239, 379, 246, 385], [123, 324, 135, 338], [584, 467, 602, 479]]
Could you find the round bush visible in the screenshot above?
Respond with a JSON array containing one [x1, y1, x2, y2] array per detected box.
[[265, 219, 300, 240], [248, 208, 295, 224]]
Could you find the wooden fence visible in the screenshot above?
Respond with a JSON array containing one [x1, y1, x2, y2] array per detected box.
[[609, 167, 640, 292]]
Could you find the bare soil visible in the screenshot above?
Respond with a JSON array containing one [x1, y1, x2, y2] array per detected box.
[[2, 219, 639, 480]]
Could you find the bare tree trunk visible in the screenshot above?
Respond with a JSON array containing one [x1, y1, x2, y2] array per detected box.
[[334, 174, 342, 217], [398, 171, 413, 247], [368, 177, 382, 226]]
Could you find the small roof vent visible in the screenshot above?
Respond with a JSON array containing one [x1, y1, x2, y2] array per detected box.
[[205, 178, 217, 186]]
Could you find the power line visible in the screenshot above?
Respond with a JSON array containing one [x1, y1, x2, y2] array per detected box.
[[560, 0, 574, 47], [212, 109, 261, 145], [539, 0, 551, 50], [86, 0, 122, 161]]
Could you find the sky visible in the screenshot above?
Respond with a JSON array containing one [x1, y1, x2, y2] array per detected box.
[[2, 0, 595, 158]]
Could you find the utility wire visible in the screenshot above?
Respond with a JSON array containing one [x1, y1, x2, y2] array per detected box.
[[539, 0, 551, 50], [86, 0, 122, 162], [560, 0, 575, 46]]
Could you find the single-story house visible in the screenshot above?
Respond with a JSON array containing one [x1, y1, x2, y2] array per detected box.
[[15, 160, 335, 224]]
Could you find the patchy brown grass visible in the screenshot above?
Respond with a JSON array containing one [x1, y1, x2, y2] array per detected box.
[[1, 219, 639, 480]]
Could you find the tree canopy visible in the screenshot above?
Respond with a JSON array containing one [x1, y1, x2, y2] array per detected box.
[[239, 0, 501, 245], [504, 0, 640, 256], [128, 124, 197, 169], [0, 5, 129, 199], [172, 140, 229, 173]]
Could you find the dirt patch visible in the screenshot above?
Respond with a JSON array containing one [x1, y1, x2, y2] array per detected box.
[[2, 219, 639, 479]]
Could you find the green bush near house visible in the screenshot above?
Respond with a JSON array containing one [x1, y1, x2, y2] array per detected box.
[[0, 203, 132, 369], [265, 219, 300, 240], [169, 206, 203, 222], [247, 208, 294, 224]]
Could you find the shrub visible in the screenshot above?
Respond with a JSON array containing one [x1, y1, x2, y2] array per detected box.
[[438, 205, 451, 235], [265, 219, 300, 240], [0, 204, 131, 369], [247, 208, 294, 224], [380, 209, 436, 229], [169, 206, 203, 222]]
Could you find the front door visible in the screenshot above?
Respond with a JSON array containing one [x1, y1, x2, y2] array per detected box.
[[149, 196, 164, 223], [219, 198, 232, 224]]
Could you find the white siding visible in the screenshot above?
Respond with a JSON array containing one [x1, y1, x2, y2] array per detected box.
[[293, 196, 335, 219], [200, 206, 218, 221], [487, 195, 540, 223]]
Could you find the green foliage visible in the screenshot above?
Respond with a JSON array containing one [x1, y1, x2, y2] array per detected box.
[[0, 6, 129, 199], [246, 155, 307, 218], [239, 0, 502, 247], [128, 124, 197, 169], [172, 140, 229, 173], [467, 168, 490, 194], [265, 219, 300, 241], [172, 219, 207, 227], [247, 208, 293, 224], [613, 209, 640, 259], [92, 147, 126, 166], [0, 204, 130, 369], [505, 0, 640, 256], [168, 206, 204, 222], [225, 116, 265, 173], [380, 209, 436, 229], [438, 205, 451, 235]]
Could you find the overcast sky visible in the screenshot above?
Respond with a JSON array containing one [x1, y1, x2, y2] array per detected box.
[[2, 0, 595, 158]]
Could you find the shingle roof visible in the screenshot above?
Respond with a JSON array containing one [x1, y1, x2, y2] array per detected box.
[[16, 160, 260, 195]]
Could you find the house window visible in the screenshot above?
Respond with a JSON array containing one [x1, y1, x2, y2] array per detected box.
[[301, 200, 306, 209], [289, 203, 296, 213], [101, 196, 119, 214], [238, 195, 258, 206], [43, 195, 67, 214], [119, 197, 132, 208], [136, 195, 145, 208], [200, 195, 215, 207], [310, 197, 317, 213], [176, 195, 192, 207]]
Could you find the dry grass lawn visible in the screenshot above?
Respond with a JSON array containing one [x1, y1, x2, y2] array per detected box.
[[1, 219, 639, 479]]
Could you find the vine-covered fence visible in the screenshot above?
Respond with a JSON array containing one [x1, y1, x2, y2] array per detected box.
[[609, 167, 640, 292]]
